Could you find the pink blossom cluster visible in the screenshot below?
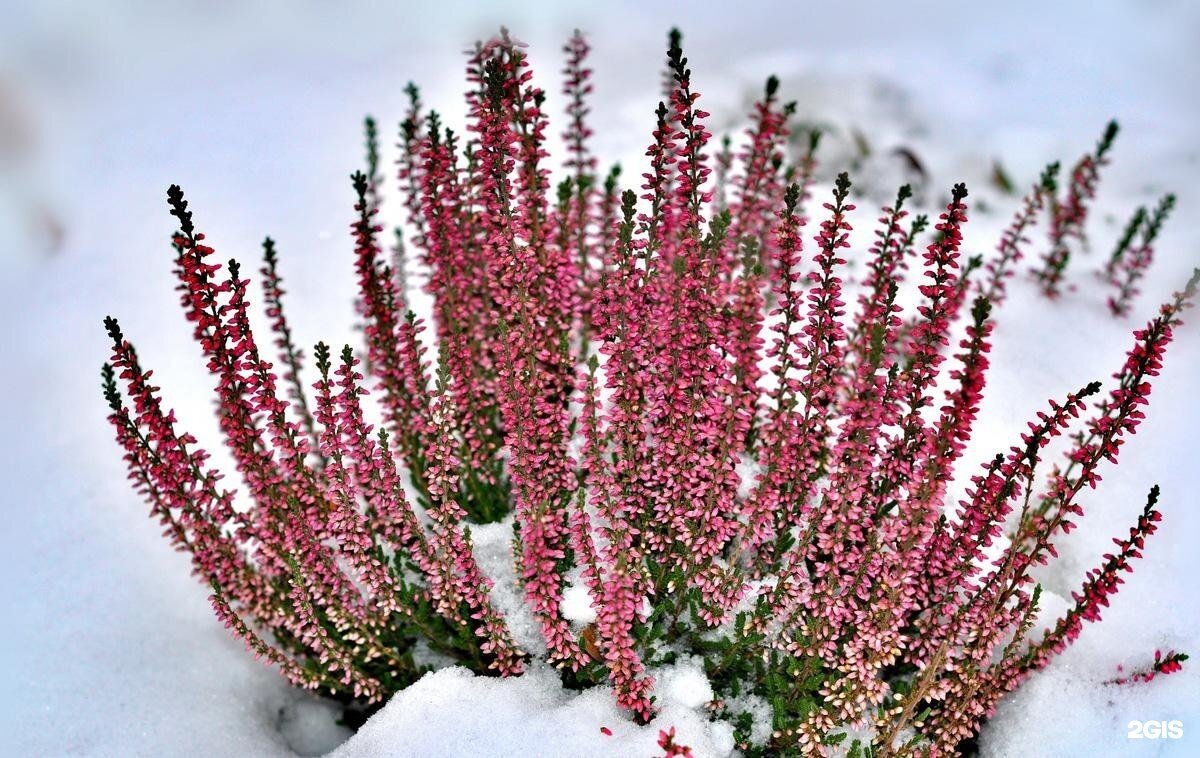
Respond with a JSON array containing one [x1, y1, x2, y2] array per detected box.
[[658, 727, 695, 757], [101, 29, 1195, 755]]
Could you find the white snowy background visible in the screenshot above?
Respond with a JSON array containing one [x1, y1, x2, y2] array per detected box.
[[2, 1, 1198, 755]]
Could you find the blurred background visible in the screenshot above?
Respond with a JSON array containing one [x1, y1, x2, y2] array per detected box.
[[1, 1, 1197, 755], [3, 0, 1197, 269]]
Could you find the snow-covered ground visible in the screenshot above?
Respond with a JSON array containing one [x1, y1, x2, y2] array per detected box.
[[2, 1, 1198, 755]]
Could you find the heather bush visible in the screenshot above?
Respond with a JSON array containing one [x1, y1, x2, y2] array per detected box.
[[101, 28, 1196, 756]]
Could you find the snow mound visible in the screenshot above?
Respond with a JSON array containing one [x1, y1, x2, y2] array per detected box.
[[331, 663, 732, 758]]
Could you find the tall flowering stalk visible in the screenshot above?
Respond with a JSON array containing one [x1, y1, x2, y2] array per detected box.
[[979, 162, 1058, 306], [1106, 193, 1175, 316], [102, 29, 1192, 755], [1019, 486, 1162, 676], [1032, 121, 1118, 297]]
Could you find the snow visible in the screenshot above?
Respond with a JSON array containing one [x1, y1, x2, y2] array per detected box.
[[330, 664, 731, 758], [331, 660, 735, 757], [658, 660, 716, 711], [560, 577, 598, 625], [3, 1, 1200, 755], [722, 692, 775, 748], [465, 517, 547, 656], [981, 651, 1196, 757], [278, 698, 356, 757]]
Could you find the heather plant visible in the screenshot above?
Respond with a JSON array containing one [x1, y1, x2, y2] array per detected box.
[[1031, 121, 1118, 297], [1025, 121, 1178, 316], [101, 28, 1197, 756], [1104, 193, 1176, 316]]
